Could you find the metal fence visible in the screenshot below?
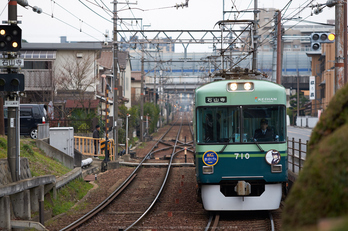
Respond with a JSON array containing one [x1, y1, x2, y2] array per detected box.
[[287, 138, 308, 174]]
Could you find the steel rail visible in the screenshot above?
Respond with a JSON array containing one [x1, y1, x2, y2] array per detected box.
[[269, 211, 275, 231], [124, 115, 185, 230], [211, 213, 220, 231], [60, 116, 181, 231], [204, 213, 214, 231], [60, 174, 136, 231]]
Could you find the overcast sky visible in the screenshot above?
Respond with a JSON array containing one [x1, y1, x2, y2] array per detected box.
[[0, 0, 336, 52]]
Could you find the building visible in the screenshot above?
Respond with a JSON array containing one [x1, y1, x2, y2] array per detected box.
[[19, 42, 102, 118], [307, 42, 336, 115], [97, 47, 132, 110]]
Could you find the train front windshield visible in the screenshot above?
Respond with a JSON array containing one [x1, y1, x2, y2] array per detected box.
[[196, 105, 286, 144]]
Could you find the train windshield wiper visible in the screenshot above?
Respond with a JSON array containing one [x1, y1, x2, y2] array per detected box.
[[252, 138, 264, 152], [219, 136, 232, 153]]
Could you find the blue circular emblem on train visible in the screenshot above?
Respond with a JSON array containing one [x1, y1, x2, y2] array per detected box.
[[202, 150, 219, 166]]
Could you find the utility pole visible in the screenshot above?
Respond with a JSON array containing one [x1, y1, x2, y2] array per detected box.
[[112, 0, 119, 160], [276, 10, 282, 85], [334, 0, 345, 92], [252, 0, 258, 71], [271, 11, 278, 83], [153, 66, 156, 103], [140, 47, 144, 142]]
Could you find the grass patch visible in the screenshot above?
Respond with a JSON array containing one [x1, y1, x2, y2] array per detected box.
[[0, 136, 7, 158], [0, 136, 70, 177], [45, 178, 93, 217]]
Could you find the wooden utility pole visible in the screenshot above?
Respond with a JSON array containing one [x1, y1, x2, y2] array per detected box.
[[334, 0, 345, 92]]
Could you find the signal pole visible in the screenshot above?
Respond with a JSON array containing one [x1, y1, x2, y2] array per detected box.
[[5, 0, 22, 182]]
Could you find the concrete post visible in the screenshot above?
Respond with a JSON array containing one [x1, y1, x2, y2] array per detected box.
[[30, 187, 40, 212], [0, 196, 11, 230], [11, 190, 31, 219]]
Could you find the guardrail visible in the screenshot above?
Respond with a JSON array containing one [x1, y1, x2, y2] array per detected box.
[[74, 136, 115, 160], [287, 138, 308, 174]]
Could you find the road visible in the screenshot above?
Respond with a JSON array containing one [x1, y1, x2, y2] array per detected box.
[[287, 126, 313, 173], [287, 126, 312, 143]]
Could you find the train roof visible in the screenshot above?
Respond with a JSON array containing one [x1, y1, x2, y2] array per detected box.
[[195, 79, 286, 106]]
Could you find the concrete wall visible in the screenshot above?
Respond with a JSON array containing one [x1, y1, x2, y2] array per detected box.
[[296, 116, 319, 128], [36, 139, 74, 169]]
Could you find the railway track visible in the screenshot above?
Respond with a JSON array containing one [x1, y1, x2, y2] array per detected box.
[[205, 211, 277, 231], [60, 112, 194, 230]]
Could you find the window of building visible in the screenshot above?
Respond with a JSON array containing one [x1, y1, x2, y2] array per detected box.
[[23, 61, 51, 69]]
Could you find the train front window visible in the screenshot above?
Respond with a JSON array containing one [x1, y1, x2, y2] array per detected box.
[[196, 105, 286, 144], [243, 105, 286, 143], [196, 107, 240, 144]]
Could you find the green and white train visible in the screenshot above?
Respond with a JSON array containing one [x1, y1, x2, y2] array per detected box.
[[194, 78, 287, 211]]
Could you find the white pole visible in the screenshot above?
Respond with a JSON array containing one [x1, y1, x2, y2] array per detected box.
[[126, 114, 131, 155]]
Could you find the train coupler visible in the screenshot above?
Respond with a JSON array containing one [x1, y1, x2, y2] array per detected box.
[[235, 181, 251, 196]]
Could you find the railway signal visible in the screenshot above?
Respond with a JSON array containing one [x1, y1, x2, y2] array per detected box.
[[0, 73, 24, 92], [310, 32, 335, 51], [0, 25, 22, 52]]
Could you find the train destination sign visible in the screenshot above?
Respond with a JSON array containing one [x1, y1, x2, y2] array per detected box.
[[205, 97, 227, 103]]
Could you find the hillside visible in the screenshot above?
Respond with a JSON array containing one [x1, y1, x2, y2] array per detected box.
[[282, 83, 348, 230]]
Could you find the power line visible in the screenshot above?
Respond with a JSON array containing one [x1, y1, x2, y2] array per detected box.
[[94, 0, 113, 17], [19, 2, 104, 41], [282, 0, 314, 24], [41, 10, 102, 41], [78, 0, 113, 23], [51, 0, 105, 35]]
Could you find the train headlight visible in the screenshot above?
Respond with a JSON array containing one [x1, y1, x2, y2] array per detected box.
[[244, 82, 252, 90], [203, 166, 214, 174], [229, 83, 238, 91]]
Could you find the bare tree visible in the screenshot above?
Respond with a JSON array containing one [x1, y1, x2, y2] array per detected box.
[[55, 52, 96, 98]]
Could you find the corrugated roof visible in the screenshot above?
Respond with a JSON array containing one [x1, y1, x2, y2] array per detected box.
[[97, 50, 130, 71], [98, 50, 113, 70]]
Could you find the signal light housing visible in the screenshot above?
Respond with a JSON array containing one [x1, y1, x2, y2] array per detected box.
[[0, 73, 25, 92], [0, 25, 22, 52], [310, 32, 335, 51]]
